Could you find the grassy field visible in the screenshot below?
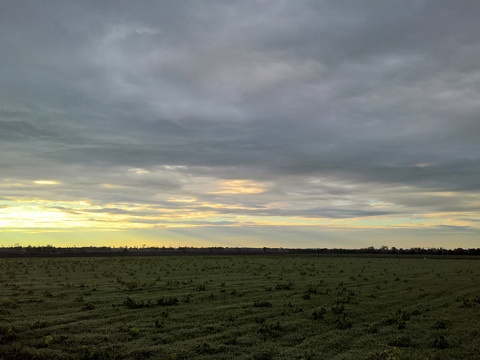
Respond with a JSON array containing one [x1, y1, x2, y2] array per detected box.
[[0, 255, 479, 360]]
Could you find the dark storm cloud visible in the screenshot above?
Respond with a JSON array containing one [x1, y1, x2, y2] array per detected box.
[[1, 0, 479, 227]]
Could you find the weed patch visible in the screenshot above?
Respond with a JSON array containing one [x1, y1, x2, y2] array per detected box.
[[0, 255, 478, 359]]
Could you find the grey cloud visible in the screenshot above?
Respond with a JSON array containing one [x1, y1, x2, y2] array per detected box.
[[1, 1, 480, 239], [433, 225, 474, 232], [0, 120, 53, 140], [200, 205, 395, 220]]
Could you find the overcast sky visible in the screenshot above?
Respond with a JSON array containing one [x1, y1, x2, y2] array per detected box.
[[1, 1, 479, 248]]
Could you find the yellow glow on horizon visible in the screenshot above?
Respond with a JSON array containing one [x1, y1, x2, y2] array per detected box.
[[421, 191, 456, 197], [198, 201, 260, 210], [0, 204, 156, 230], [167, 197, 197, 203], [0, 206, 73, 228], [2, 182, 26, 187], [211, 180, 266, 194], [1, 189, 479, 240], [34, 180, 60, 185], [129, 168, 150, 175], [102, 183, 126, 188]]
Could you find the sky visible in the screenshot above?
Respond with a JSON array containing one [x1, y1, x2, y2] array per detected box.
[[1, 1, 480, 249]]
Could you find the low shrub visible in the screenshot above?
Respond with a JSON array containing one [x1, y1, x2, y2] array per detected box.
[[157, 297, 178, 306], [195, 341, 216, 354], [312, 307, 326, 320], [276, 282, 293, 291], [82, 302, 95, 311], [253, 300, 273, 308], [434, 318, 448, 329], [433, 335, 448, 349]]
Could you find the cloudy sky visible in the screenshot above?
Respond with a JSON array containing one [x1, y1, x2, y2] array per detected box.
[[1, 1, 479, 249]]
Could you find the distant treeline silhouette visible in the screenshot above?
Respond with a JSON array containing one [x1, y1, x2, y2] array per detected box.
[[0, 245, 479, 258]]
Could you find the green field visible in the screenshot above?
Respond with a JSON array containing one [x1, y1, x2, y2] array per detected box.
[[0, 255, 479, 359]]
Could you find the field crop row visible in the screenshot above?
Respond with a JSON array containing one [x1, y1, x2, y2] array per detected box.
[[0, 255, 479, 359]]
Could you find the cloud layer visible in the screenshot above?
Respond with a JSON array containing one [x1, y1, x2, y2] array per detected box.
[[1, 1, 479, 248]]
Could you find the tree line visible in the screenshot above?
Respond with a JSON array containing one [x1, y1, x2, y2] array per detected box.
[[0, 245, 479, 258]]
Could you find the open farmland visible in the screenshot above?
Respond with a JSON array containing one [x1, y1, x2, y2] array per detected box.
[[0, 255, 479, 360]]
